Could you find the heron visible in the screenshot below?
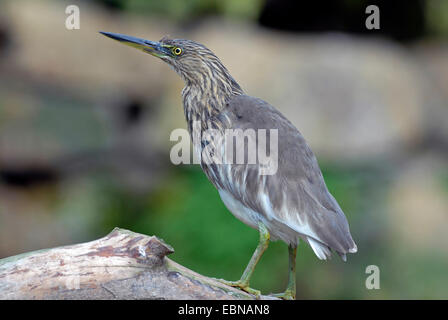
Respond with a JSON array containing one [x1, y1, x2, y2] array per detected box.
[[100, 31, 357, 300]]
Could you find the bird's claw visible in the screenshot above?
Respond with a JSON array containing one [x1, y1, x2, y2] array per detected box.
[[269, 289, 296, 300], [214, 278, 261, 298]]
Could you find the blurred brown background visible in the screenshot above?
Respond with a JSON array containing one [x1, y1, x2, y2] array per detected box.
[[0, 0, 447, 299]]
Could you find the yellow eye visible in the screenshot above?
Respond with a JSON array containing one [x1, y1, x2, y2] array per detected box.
[[172, 47, 182, 56]]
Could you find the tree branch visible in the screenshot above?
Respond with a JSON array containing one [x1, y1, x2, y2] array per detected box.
[[0, 228, 277, 300]]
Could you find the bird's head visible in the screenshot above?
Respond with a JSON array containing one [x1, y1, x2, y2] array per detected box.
[[100, 31, 242, 93]]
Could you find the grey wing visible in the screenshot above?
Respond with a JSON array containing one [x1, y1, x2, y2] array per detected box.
[[210, 94, 357, 260]]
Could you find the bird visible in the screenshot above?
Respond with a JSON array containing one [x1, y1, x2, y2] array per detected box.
[[100, 31, 357, 299]]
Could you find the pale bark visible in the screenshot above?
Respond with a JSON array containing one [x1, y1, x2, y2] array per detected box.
[[0, 228, 277, 300]]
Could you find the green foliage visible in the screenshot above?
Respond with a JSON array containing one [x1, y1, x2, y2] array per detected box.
[[427, 0, 448, 36]]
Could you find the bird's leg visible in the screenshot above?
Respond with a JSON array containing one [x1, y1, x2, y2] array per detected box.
[[238, 222, 270, 286], [270, 244, 297, 300], [216, 222, 270, 297]]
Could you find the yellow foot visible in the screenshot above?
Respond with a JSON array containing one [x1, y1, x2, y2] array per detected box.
[[214, 278, 261, 298], [270, 289, 296, 300]]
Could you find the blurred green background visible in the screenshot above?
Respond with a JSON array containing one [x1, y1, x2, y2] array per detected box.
[[0, 0, 447, 299]]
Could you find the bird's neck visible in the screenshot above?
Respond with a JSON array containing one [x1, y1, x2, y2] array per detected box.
[[182, 74, 243, 133]]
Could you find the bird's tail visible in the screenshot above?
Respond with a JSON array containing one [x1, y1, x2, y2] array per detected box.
[[307, 236, 357, 262], [307, 237, 332, 260]]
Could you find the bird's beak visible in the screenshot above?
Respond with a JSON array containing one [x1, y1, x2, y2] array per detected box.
[[99, 31, 167, 58]]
